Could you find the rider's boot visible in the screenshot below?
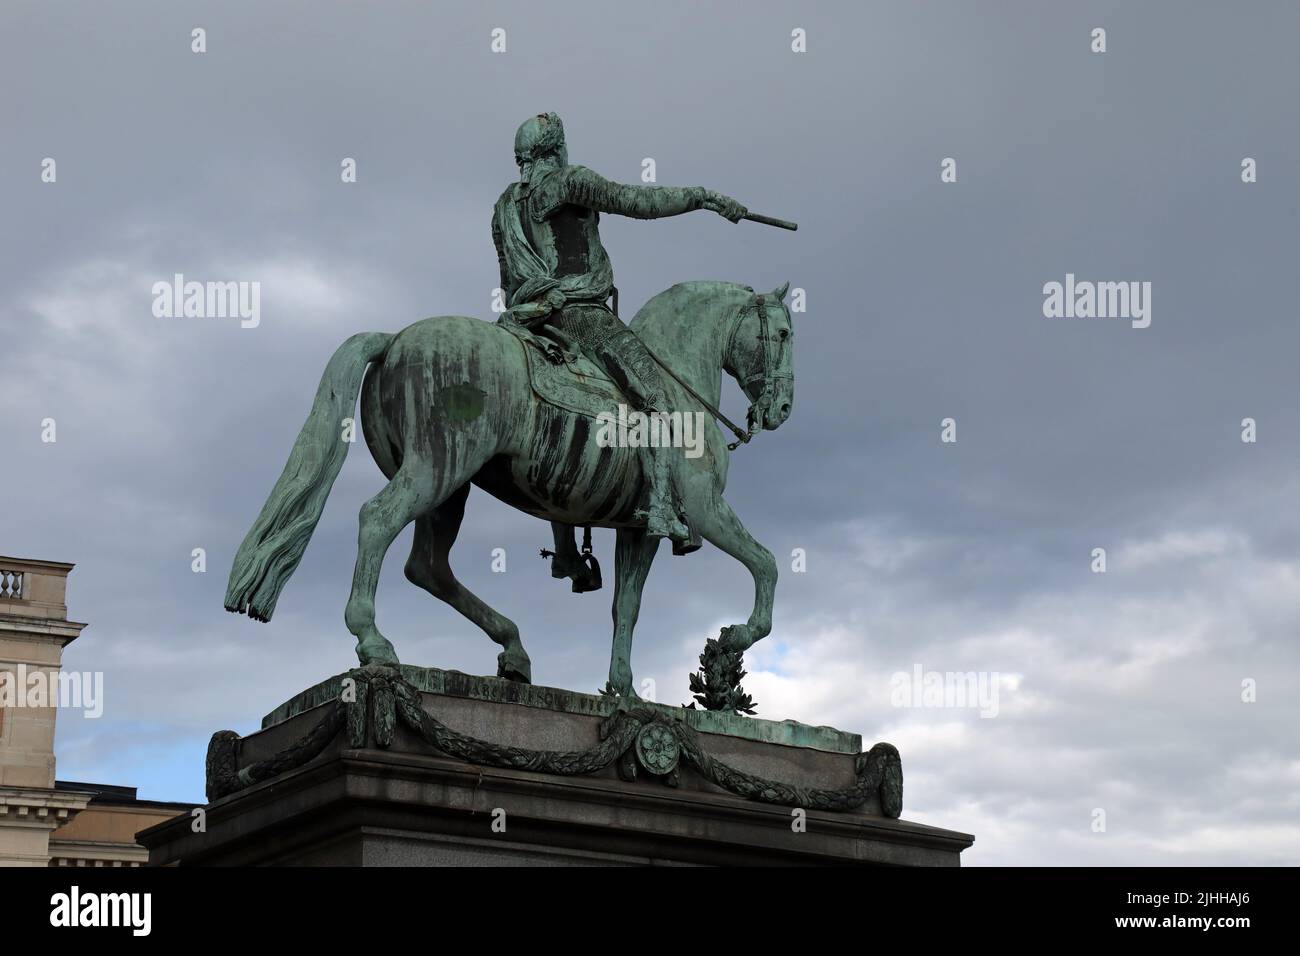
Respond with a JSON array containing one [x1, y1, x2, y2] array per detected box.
[[637, 444, 692, 548], [553, 553, 602, 592], [671, 507, 702, 555], [546, 522, 602, 592], [599, 329, 695, 551]]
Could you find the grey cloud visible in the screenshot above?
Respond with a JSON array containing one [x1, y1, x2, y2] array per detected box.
[[2, 1, 1298, 864]]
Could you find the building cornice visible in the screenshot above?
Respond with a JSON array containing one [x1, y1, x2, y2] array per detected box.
[[0, 787, 92, 831], [48, 839, 149, 867], [0, 557, 76, 574], [0, 617, 88, 646]]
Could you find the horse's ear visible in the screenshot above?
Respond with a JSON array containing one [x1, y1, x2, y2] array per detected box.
[[773, 281, 790, 301]]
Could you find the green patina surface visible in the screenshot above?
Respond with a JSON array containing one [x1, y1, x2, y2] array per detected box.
[[437, 382, 485, 422], [261, 665, 861, 755], [222, 111, 800, 716]]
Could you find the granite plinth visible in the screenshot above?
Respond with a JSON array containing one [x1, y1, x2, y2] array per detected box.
[[139, 667, 973, 866]]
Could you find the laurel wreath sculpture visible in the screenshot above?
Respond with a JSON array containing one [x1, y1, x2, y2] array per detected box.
[[206, 665, 903, 818], [687, 638, 758, 714]]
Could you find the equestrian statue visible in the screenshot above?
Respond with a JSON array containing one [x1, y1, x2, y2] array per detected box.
[[224, 112, 797, 709]]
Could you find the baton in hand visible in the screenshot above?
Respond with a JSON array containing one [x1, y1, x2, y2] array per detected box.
[[742, 212, 798, 232]]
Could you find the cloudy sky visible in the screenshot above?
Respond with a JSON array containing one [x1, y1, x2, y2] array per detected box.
[[3, 1, 1298, 865]]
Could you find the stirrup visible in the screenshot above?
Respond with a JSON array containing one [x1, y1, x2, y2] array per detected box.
[[574, 551, 603, 592], [539, 528, 603, 593]]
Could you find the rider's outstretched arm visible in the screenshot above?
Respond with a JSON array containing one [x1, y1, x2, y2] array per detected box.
[[559, 165, 746, 222]]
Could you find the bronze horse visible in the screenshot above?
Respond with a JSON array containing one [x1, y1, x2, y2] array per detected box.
[[224, 280, 793, 697]]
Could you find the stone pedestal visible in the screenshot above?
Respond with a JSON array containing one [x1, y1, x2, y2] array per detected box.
[[139, 666, 973, 866]]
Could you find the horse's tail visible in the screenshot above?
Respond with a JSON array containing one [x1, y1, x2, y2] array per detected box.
[[224, 331, 393, 622]]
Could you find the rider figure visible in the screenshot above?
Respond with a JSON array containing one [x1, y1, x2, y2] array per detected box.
[[492, 112, 747, 548]]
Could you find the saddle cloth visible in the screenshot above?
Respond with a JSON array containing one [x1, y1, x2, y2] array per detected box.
[[499, 320, 627, 420]]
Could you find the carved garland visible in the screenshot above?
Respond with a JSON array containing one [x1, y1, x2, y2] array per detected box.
[[206, 665, 902, 818]]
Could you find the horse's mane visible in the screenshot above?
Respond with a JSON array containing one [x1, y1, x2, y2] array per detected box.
[[629, 280, 753, 335]]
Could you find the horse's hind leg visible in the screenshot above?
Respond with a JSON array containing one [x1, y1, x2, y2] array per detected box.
[[405, 484, 533, 683], [344, 457, 457, 666]]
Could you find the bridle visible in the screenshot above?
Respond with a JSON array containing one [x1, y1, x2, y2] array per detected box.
[[725, 292, 791, 449], [640, 290, 789, 451]]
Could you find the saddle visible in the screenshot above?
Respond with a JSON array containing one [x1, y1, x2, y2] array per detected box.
[[498, 319, 626, 419], [497, 317, 703, 559]]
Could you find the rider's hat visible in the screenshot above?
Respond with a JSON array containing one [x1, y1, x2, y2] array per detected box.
[[514, 112, 568, 178]]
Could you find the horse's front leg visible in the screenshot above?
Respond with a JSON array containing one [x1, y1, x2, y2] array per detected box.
[[607, 527, 658, 696], [694, 497, 777, 653]]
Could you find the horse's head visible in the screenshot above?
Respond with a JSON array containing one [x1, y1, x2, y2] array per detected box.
[[725, 282, 794, 432]]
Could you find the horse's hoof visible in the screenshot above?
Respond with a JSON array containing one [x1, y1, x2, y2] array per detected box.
[[599, 681, 638, 699], [496, 651, 532, 684], [718, 624, 751, 652], [356, 637, 400, 666]]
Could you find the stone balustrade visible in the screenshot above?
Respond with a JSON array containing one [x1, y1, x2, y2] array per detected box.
[[0, 569, 24, 600], [0, 557, 76, 620]]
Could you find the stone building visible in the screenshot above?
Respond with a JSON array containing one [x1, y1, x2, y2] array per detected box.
[[0, 556, 191, 866], [48, 781, 192, 867]]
